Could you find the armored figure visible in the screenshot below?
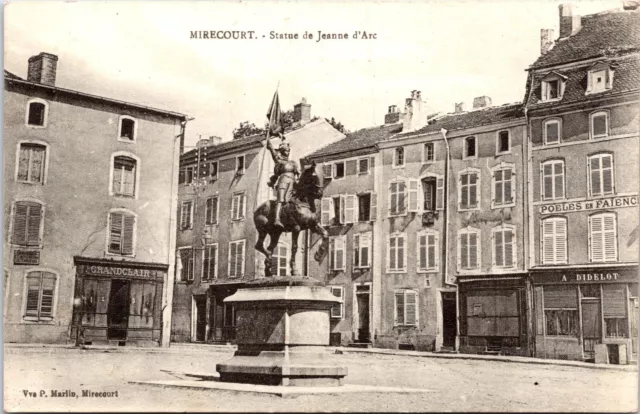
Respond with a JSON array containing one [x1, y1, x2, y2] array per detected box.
[[267, 133, 299, 229]]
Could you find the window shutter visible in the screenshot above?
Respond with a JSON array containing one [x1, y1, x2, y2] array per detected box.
[[542, 220, 556, 264], [460, 233, 468, 269], [418, 234, 427, 270], [590, 215, 604, 262], [406, 292, 417, 326], [428, 234, 437, 269], [361, 232, 371, 267], [494, 170, 503, 206], [603, 284, 626, 318], [399, 235, 406, 271], [408, 179, 420, 212], [504, 229, 514, 267], [329, 238, 336, 270], [398, 181, 406, 214], [504, 169, 513, 204], [555, 219, 567, 264], [436, 178, 445, 210], [321, 197, 332, 226], [12, 202, 29, 245], [544, 285, 578, 309], [388, 236, 396, 271], [353, 234, 360, 267], [339, 195, 346, 225], [40, 273, 56, 317], [603, 214, 617, 261], [389, 182, 397, 215], [395, 292, 405, 325], [589, 157, 601, 197], [323, 164, 332, 182], [336, 236, 346, 270], [238, 241, 245, 277], [229, 243, 237, 277], [369, 192, 377, 221], [469, 233, 478, 269], [602, 155, 613, 195], [122, 215, 135, 255], [345, 194, 356, 224], [494, 230, 503, 266], [26, 202, 42, 246], [109, 212, 124, 252], [469, 174, 478, 208]]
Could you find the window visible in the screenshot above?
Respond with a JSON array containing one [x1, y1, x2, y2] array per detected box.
[[228, 240, 246, 278], [417, 230, 438, 272], [589, 213, 617, 262], [271, 242, 289, 277], [422, 176, 444, 211], [458, 228, 480, 271], [543, 119, 561, 145], [464, 137, 477, 159], [587, 65, 613, 94], [236, 155, 245, 175], [387, 233, 407, 273], [179, 166, 194, 185], [540, 160, 565, 201], [26, 100, 47, 127], [358, 193, 371, 222], [423, 142, 435, 163], [112, 156, 137, 196], [497, 131, 510, 154], [357, 158, 370, 175], [389, 180, 407, 216], [108, 211, 136, 256], [223, 303, 236, 327], [603, 284, 628, 338], [395, 290, 418, 326], [118, 116, 136, 141], [393, 147, 405, 167], [205, 197, 219, 225], [492, 225, 516, 269], [11, 201, 43, 247], [180, 201, 193, 230], [24, 271, 56, 321], [333, 162, 345, 179], [543, 79, 560, 100], [492, 166, 515, 208], [588, 153, 614, 198], [590, 111, 609, 139], [543, 285, 578, 336], [231, 192, 246, 220], [178, 248, 194, 281], [202, 244, 218, 281], [329, 235, 346, 271], [17, 143, 46, 184], [330, 286, 345, 319], [459, 170, 479, 210], [541, 217, 568, 265], [210, 161, 219, 180], [353, 232, 371, 269]]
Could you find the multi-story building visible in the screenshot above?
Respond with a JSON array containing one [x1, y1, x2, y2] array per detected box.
[[170, 100, 345, 343], [3, 52, 188, 346], [526, 5, 639, 363]]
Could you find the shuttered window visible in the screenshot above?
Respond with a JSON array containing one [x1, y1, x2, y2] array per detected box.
[[202, 244, 218, 281], [343, 194, 357, 224], [108, 212, 135, 255], [541, 160, 565, 201], [459, 171, 479, 210], [320, 197, 333, 226], [329, 236, 346, 271], [17, 143, 46, 184], [387, 233, 407, 273], [417, 231, 438, 272], [205, 197, 219, 225], [588, 154, 614, 198], [178, 248, 194, 281], [492, 168, 514, 207], [493, 226, 515, 268], [589, 213, 617, 262], [180, 201, 193, 230], [389, 181, 406, 216], [330, 286, 345, 319], [11, 201, 43, 246], [322, 164, 332, 183], [543, 285, 578, 336], [541, 217, 568, 265], [228, 240, 245, 278], [24, 271, 56, 321], [353, 232, 371, 269], [395, 290, 418, 326], [459, 229, 480, 271], [112, 156, 136, 196]]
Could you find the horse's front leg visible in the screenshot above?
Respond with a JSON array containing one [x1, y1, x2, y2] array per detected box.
[[313, 223, 329, 262], [290, 230, 300, 277], [265, 232, 282, 277]]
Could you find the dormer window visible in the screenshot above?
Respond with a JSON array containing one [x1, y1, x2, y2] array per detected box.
[[540, 72, 567, 102], [587, 62, 614, 94]]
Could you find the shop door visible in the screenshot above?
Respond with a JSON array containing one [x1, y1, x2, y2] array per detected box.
[[193, 295, 207, 342], [442, 292, 457, 348], [630, 298, 638, 360], [356, 286, 371, 343], [107, 280, 130, 340], [581, 300, 602, 360]]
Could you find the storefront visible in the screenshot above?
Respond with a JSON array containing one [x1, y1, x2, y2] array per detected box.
[[457, 274, 531, 357], [72, 256, 166, 346], [531, 265, 638, 364]]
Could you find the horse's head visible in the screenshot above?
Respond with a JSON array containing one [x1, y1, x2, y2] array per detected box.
[[295, 161, 322, 201]]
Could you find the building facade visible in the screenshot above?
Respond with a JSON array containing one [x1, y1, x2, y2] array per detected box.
[[526, 5, 639, 363], [170, 101, 345, 343], [3, 53, 187, 346]]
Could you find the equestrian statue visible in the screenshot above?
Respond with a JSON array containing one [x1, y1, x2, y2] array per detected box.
[[254, 132, 329, 277]]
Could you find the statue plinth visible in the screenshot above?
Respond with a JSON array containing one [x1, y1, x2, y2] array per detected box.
[[216, 276, 347, 387]]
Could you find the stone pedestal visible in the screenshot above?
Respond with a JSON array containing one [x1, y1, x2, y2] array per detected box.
[[216, 277, 347, 386]]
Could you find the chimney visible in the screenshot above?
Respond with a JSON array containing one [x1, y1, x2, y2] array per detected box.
[[196, 136, 212, 148], [559, 4, 581, 39], [209, 136, 222, 146], [27, 52, 59, 86], [540, 29, 555, 55], [472, 96, 492, 109], [454, 102, 466, 114], [384, 104, 404, 124], [293, 98, 311, 126], [403, 90, 427, 132]]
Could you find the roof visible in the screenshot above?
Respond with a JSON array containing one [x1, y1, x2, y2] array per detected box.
[[527, 56, 640, 107], [306, 122, 404, 160], [386, 103, 524, 140], [5, 76, 188, 119], [530, 10, 640, 69]]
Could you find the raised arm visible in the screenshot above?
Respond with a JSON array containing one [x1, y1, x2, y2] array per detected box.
[[266, 135, 279, 160]]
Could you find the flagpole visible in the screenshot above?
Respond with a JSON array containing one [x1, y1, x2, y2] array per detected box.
[[254, 86, 279, 213]]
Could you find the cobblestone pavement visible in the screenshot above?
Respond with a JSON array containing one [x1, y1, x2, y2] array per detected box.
[[4, 346, 638, 412]]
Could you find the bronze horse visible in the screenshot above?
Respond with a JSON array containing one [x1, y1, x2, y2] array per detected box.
[[254, 161, 329, 277]]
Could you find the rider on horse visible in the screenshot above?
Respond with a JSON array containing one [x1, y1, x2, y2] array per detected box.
[[266, 132, 299, 229]]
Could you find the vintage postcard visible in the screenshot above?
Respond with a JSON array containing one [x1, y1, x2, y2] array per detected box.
[[3, 0, 639, 412]]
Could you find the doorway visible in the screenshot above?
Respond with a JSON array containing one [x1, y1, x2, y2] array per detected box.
[[442, 292, 457, 348], [107, 279, 130, 340], [356, 285, 371, 343], [193, 295, 207, 342]]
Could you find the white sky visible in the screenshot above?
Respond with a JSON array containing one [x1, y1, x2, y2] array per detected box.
[[4, 0, 622, 148]]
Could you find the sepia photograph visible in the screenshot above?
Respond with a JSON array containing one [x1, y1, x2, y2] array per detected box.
[[3, 0, 639, 412]]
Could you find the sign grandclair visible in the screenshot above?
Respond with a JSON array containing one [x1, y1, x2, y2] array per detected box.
[[83, 265, 159, 279], [539, 195, 638, 215]]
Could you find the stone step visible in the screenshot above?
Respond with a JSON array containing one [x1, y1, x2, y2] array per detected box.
[[348, 342, 373, 349]]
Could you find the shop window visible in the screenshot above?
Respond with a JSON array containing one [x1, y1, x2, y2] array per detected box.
[[458, 228, 480, 271], [231, 192, 246, 221], [543, 285, 578, 337], [540, 160, 565, 200], [389, 180, 407, 216], [580, 285, 601, 299], [353, 232, 371, 269], [180, 201, 193, 230], [588, 153, 614, 198], [205, 197, 219, 225], [603, 284, 627, 337], [497, 131, 510, 154], [111, 155, 137, 197], [24, 270, 57, 321], [589, 213, 617, 262], [541, 217, 568, 265], [202, 244, 218, 281], [492, 166, 515, 208], [178, 248, 194, 281], [329, 235, 346, 271], [108, 210, 136, 256], [118, 117, 136, 141], [605, 318, 628, 338], [128, 282, 156, 328], [543, 119, 561, 145], [271, 242, 289, 277], [417, 230, 438, 272], [393, 147, 405, 168], [387, 233, 407, 273], [228, 240, 245, 278], [11, 201, 43, 247], [223, 303, 236, 327], [459, 169, 480, 210], [466, 290, 519, 337], [17, 143, 47, 184], [395, 289, 418, 326], [330, 286, 345, 319]]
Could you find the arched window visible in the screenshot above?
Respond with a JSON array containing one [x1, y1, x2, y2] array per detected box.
[[118, 116, 137, 141], [110, 153, 139, 197], [25, 99, 48, 127]]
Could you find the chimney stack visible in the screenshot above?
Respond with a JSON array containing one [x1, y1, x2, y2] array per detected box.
[[209, 136, 222, 146], [540, 29, 555, 55], [472, 96, 492, 109], [293, 97, 311, 126], [403, 90, 427, 132], [384, 104, 404, 124], [454, 102, 466, 113], [27, 52, 58, 86], [559, 4, 581, 39]]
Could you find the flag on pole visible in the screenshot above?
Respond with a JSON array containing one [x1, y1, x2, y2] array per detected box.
[[266, 89, 283, 137]]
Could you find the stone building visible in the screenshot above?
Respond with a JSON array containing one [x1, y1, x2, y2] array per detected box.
[[3, 52, 188, 346]]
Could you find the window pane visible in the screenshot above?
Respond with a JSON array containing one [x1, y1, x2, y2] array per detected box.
[[28, 103, 45, 126], [593, 115, 607, 137], [546, 122, 558, 143]]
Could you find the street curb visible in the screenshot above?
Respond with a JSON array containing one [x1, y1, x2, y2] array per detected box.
[[334, 347, 639, 372]]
